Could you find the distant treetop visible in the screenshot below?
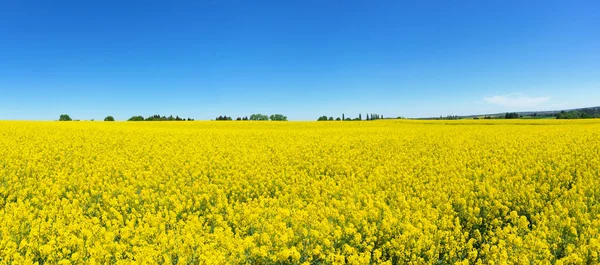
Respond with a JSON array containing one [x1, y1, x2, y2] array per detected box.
[[269, 114, 287, 121], [59, 114, 72, 121], [128, 116, 145, 121], [216, 114, 287, 121], [318, 113, 383, 121], [127, 115, 193, 121], [216, 115, 233, 121], [250, 114, 269, 121], [505, 113, 520, 119]]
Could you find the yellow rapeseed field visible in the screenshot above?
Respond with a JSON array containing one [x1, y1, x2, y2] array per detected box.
[[1, 120, 599, 264]]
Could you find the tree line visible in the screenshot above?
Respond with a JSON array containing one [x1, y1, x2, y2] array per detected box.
[[128, 115, 194, 121], [57, 114, 195, 121], [58, 113, 289, 121], [215, 113, 287, 121], [556, 110, 600, 119], [317, 113, 384, 121], [59, 114, 115, 121], [57, 108, 600, 122]]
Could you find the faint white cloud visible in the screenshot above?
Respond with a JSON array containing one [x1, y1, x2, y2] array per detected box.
[[484, 93, 551, 109]]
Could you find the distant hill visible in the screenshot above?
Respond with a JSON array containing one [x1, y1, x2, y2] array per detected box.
[[421, 106, 600, 120]]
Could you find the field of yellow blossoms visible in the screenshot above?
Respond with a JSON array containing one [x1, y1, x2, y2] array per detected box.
[[1, 120, 600, 264]]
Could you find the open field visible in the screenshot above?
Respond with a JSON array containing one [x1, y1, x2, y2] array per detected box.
[[1, 120, 600, 264]]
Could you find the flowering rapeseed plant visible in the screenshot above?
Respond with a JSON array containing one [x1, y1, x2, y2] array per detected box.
[[0, 120, 599, 264]]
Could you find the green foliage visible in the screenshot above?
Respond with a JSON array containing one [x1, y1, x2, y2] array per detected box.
[[505, 113, 520, 119], [369, 114, 383, 120], [216, 115, 233, 121], [128, 115, 192, 121], [320, 113, 384, 121], [58, 114, 72, 121], [128, 116, 145, 121], [437, 115, 461, 120], [145, 115, 166, 121], [104, 116, 115, 121], [250, 114, 269, 121], [269, 114, 288, 121], [556, 110, 599, 119]]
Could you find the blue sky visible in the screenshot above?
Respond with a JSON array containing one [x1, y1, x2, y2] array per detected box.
[[1, 0, 599, 120]]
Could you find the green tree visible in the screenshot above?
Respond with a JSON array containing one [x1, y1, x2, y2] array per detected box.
[[217, 115, 234, 120], [556, 110, 594, 119], [59, 114, 72, 121], [317, 116, 328, 121], [104, 116, 115, 121], [269, 114, 288, 121], [250, 114, 269, 121], [128, 116, 145, 121], [505, 112, 520, 119]]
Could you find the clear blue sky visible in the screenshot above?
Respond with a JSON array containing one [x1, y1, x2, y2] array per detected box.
[[1, 0, 599, 120]]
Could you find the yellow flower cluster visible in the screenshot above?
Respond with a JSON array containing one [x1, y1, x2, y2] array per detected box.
[[1, 119, 599, 264]]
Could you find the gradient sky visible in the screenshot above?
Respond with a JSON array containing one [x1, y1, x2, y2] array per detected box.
[[1, 0, 599, 120]]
